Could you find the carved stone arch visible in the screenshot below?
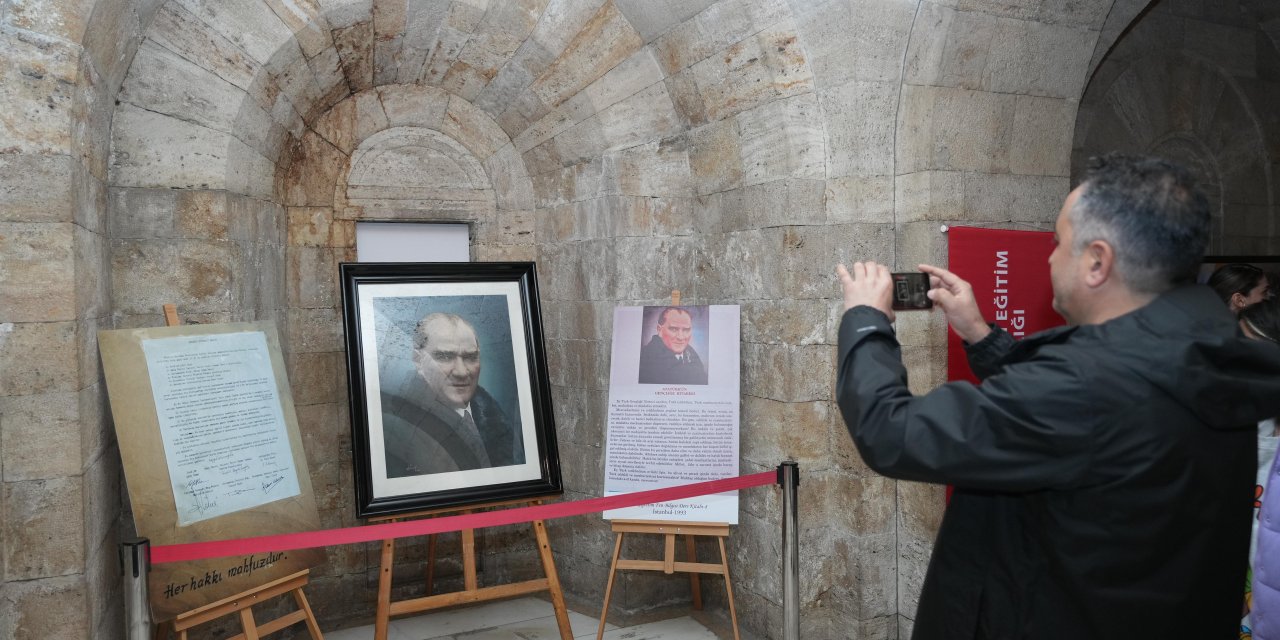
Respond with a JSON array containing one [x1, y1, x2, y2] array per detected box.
[[345, 126, 495, 215], [1076, 51, 1274, 253]]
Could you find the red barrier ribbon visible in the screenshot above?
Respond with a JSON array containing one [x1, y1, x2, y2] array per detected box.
[[151, 471, 778, 564]]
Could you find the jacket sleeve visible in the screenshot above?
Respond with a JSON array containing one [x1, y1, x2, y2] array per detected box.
[[836, 306, 1095, 491], [964, 326, 1016, 380]]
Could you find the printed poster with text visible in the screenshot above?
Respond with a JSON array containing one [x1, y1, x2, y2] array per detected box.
[[603, 305, 741, 523]]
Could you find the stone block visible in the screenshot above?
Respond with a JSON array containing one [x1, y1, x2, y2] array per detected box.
[[0, 29, 78, 155], [0, 320, 77, 396], [794, 0, 914, 87], [1008, 94, 1080, 176], [896, 171, 960, 223], [820, 80, 898, 177], [71, 53, 111, 182], [72, 161, 106, 233], [282, 130, 347, 207], [0, 574, 89, 639], [286, 351, 345, 407], [286, 245, 339, 309], [109, 187, 231, 240], [442, 95, 509, 161], [287, 206, 348, 248], [377, 83, 449, 129], [962, 173, 1068, 224], [80, 0, 143, 95], [984, 17, 1096, 99], [81, 448, 120, 556], [0, 154, 74, 223], [0, 221, 75, 322], [740, 298, 829, 346], [686, 121, 743, 195], [605, 137, 692, 198], [118, 40, 249, 137], [737, 93, 825, 187], [171, 0, 294, 64], [110, 238, 233, 314], [334, 20, 375, 93], [827, 175, 894, 224], [897, 221, 950, 270], [484, 143, 535, 210], [529, 0, 644, 113], [110, 104, 234, 190], [3, 476, 84, 580], [689, 20, 813, 123], [741, 396, 830, 468], [148, 3, 259, 99], [0, 391, 79, 482], [286, 306, 344, 354], [807, 223, 896, 294], [550, 116, 607, 168], [898, 85, 1015, 174], [73, 225, 108, 320], [651, 0, 790, 75], [595, 82, 680, 153], [903, 3, 994, 90], [313, 95, 357, 154], [79, 379, 109, 465]]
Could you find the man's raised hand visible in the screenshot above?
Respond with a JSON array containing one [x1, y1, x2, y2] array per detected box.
[[837, 262, 895, 321], [918, 264, 991, 344]]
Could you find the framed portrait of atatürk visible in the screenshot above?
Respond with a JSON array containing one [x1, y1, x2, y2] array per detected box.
[[340, 262, 561, 518]]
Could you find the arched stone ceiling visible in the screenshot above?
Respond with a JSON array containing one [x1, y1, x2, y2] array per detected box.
[[108, 0, 815, 198]]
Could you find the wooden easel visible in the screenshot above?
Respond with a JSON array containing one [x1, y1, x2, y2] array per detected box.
[[594, 290, 740, 640], [597, 520, 740, 640], [156, 570, 323, 640], [153, 305, 325, 640], [370, 496, 573, 640]]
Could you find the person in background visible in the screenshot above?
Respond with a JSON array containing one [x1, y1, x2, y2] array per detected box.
[[1209, 262, 1271, 313], [835, 153, 1280, 639], [1240, 298, 1280, 639]]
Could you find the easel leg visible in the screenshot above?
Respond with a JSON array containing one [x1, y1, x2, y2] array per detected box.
[[597, 533, 625, 640], [292, 587, 324, 639], [238, 607, 261, 640], [425, 533, 437, 596], [717, 537, 741, 640], [686, 535, 702, 610], [461, 526, 478, 591], [375, 537, 395, 640], [532, 518, 573, 640]]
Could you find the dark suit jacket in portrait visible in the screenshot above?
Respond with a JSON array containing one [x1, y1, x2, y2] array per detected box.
[[637, 335, 708, 385], [380, 385, 524, 477]]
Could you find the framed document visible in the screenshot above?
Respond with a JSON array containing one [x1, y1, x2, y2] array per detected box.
[[340, 262, 562, 518], [98, 322, 323, 620]]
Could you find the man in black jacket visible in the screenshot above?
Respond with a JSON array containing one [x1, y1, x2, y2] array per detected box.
[[836, 154, 1280, 639]]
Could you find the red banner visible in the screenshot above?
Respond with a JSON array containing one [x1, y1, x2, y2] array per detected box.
[[945, 226, 1064, 383]]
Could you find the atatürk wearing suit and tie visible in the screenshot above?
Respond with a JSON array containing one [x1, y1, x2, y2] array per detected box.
[[638, 307, 707, 385], [381, 313, 523, 477]]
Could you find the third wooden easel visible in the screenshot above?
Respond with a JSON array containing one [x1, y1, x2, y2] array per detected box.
[[595, 290, 740, 640]]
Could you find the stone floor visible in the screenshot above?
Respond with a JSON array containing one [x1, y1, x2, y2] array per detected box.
[[322, 596, 722, 640]]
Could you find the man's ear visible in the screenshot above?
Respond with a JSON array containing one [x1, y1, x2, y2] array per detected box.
[[1083, 240, 1115, 288]]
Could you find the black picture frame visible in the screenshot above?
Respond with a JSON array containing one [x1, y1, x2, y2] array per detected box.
[[340, 262, 561, 518]]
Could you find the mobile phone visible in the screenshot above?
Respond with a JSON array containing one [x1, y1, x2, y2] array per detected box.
[[891, 272, 932, 310]]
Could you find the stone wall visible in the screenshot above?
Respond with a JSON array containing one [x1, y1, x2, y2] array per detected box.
[[5, 0, 1280, 638]]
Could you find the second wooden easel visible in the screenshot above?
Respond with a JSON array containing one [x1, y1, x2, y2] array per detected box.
[[370, 496, 573, 640]]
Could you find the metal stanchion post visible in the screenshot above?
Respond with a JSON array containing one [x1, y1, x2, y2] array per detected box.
[[120, 537, 153, 640], [778, 461, 800, 640]]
